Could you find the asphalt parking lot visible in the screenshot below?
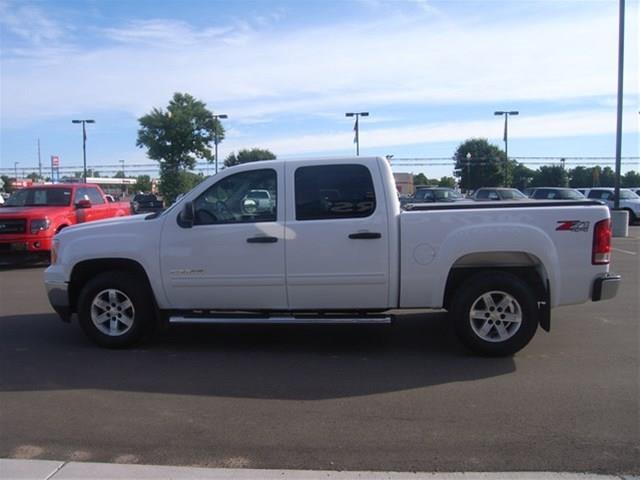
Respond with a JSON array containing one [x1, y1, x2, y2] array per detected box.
[[0, 229, 638, 475]]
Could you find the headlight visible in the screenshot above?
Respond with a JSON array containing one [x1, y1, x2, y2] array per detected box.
[[30, 218, 50, 234]]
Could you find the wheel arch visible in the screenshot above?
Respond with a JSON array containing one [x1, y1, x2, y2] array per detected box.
[[443, 252, 551, 331], [69, 258, 155, 314]]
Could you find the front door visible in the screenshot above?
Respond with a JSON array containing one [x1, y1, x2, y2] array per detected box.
[[284, 161, 390, 310], [160, 166, 287, 310]]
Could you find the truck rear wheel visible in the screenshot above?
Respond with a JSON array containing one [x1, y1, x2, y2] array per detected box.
[[77, 271, 154, 348], [450, 272, 538, 357]]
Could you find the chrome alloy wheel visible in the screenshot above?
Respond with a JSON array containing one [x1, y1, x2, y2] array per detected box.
[[90, 289, 135, 337], [469, 290, 522, 343]]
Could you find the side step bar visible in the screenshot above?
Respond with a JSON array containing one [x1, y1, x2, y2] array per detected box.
[[169, 315, 392, 325]]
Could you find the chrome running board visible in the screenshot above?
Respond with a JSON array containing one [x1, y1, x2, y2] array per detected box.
[[168, 315, 392, 325]]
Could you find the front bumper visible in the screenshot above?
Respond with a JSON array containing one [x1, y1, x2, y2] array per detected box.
[[44, 276, 72, 322], [592, 273, 621, 302], [0, 234, 54, 253]]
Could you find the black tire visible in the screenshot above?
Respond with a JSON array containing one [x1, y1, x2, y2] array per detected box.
[[449, 271, 539, 357], [77, 271, 155, 348]]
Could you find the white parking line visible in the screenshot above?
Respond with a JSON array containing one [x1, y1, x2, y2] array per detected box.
[[613, 247, 637, 255]]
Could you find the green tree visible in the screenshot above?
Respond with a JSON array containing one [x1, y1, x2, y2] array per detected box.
[[511, 163, 535, 191], [0, 175, 10, 192], [599, 166, 615, 187], [453, 138, 507, 191], [26, 172, 41, 182], [113, 170, 125, 178], [136, 92, 225, 203], [530, 165, 569, 188], [133, 175, 153, 192], [569, 166, 593, 188], [224, 148, 276, 168], [622, 170, 640, 187], [438, 176, 456, 188], [413, 173, 428, 186]]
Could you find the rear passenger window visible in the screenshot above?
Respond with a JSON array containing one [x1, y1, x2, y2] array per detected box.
[[295, 164, 376, 221]]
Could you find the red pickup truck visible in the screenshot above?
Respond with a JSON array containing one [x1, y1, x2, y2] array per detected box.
[[0, 183, 131, 261]]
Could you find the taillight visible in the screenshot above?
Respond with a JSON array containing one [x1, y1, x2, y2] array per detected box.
[[592, 219, 612, 265]]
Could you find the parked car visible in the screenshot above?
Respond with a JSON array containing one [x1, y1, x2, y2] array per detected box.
[[0, 194, 4, 205], [471, 188, 529, 201], [45, 157, 619, 356], [404, 187, 471, 206], [131, 193, 164, 214], [581, 187, 640, 224], [527, 187, 585, 200], [241, 189, 275, 214], [0, 183, 131, 261]]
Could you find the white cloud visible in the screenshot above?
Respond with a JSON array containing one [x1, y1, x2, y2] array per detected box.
[[227, 109, 640, 156], [0, 1, 637, 128]]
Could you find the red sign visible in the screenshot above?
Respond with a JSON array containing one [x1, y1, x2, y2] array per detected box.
[[51, 155, 59, 167]]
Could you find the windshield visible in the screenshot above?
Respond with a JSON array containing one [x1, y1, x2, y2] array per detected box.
[[5, 188, 72, 207], [433, 189, 463, 200], [620, 189, 639, 199], [247, 191, 269, 199], [501, 189, 527, 200]]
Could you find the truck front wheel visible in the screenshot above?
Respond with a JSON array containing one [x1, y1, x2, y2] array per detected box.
[[450, 272, 538, 357], [77, 271, 154, 348]]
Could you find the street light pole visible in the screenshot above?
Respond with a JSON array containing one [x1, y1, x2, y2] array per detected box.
[[212, 114, 228, 174], [119, 159, 127, 197], [72, 119, 95, 182], [494, 111, 519, 183], [345, 112, 369, 156], [466, 152, 472, 191], [614, 0, 625, 210], [14, 162, 19, 180]]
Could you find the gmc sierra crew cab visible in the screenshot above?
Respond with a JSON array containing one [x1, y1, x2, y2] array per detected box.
[[1, 184, 130, 261], [44, 157, 620, 356]]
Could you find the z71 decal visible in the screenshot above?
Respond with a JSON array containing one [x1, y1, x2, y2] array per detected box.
[[556, 220, 590, 232]]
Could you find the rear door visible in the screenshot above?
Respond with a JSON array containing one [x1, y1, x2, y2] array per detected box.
[[284, 160, 390, 310]]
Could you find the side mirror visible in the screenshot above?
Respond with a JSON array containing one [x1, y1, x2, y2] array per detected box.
[[178, 201, 194, 228], [76, 199, 92, 209]]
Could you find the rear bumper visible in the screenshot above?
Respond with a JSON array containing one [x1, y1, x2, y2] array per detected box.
[[44, 274, 72, 322], [592, 273, 621, 302]]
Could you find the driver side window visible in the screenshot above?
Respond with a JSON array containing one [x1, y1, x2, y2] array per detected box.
[[193, 169, 277, 225]]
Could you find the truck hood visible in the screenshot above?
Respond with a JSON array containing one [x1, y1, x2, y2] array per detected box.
[[61, 213, 150, 235], [0, 206, 70, 218]]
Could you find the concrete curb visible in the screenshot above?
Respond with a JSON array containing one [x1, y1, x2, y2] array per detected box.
[[1, 459, 636, 480]]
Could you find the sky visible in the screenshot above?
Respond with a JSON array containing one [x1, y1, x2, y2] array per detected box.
[[1, 0, 639, 179]]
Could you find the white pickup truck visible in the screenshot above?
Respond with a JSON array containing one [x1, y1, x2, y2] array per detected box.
[[44, 157, 620, 356]]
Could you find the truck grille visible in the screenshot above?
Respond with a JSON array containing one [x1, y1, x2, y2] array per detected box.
[[0, 219, 27, 234]]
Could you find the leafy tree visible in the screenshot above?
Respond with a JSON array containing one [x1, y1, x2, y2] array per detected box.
[[224, 148, 276, 168], [438, 176, 456, 188], [413, 173, 428, 186], [599, 166, 616, 187], [412, 173, 438, 186], [137, 92, 225, 203], [0, 175, 8, 192], [453, 138, 507, 191], [113, 171, 125, 178], [623, 170, 640, 187], [569, 166, 593, 188], [26, 172, 41, 182], [133, 175, 153, 192], [511, 163, 535, 191], [530, 165, 569, 188], [73, 169, 100, 179]]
